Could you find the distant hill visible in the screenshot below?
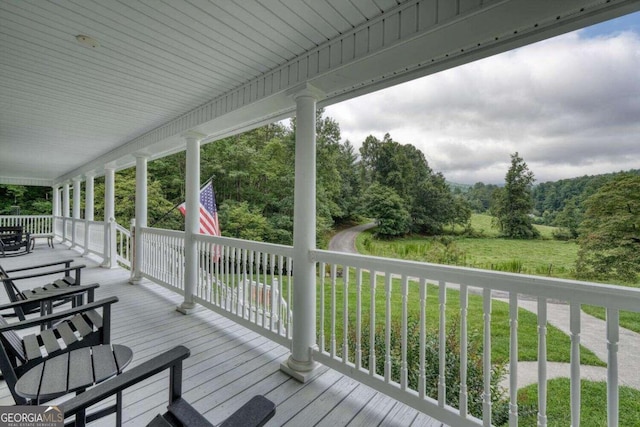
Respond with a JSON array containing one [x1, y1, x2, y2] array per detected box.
[[532, 169, 640, 221]]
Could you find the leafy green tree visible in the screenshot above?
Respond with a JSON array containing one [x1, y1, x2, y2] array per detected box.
[[576, 174, 640, 283], [412, 172, 471, 234], [94, 168, 181, 229], [218, 201, 269, 242], [0, 185, 51, 215], [491, 152, 540, 239], [553, 197, 582, 240], [359, 133, 469, 235], [464, 182, 499, 213], [361, 183, 411, 238]]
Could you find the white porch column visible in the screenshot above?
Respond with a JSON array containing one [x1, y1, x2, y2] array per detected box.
[[62, 182, 70, 242], [71, 177, 82, 248], [130, 153, 148, 284], [102, 164, 116, 268], [177, 131, 204, 314], [83, 172, 95, 256], [281, 86, 322, 382], [62, 183, 70, 217], [52, 185, 60, 217], [72, 177, 82, 219], [84, 173, 95, 221]]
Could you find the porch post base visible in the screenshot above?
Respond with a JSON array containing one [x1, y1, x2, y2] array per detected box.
[[100, 262, 116, 269], [129, 275, 144, 285], [176, 302, 197, 315], [280, 357, 322, 383]]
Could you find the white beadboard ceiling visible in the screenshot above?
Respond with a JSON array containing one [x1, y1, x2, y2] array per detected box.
[[1, 0, 639, 186]]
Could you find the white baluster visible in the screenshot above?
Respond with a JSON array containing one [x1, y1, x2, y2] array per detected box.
[[384, 272, 392, 383], [319, 262, 326, 353], [607, 308, 619, 427], [369, 271, 377, 376], [355, 267, 362, 370], [262, 252, 268, 326], [509, 293, 518, 427], [538, 298, 548, 427], [419, 279, 427, 399], [287, 257, 293, 339], [438, 280, 447, 407], [330, 264, 337, 358], [570, 302, 581, 427], [401, 275, 409, 390], [343, 265, 349, 363], [460, 284, 468, 416], [270, 253, 276, 331], [483, 288, 492, 426]]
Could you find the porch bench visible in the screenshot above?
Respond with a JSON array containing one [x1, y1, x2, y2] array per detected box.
[[29, 233, 55, 249]]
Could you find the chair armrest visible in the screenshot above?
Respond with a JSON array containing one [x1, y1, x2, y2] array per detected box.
[[0, 283, 100, 311], [60, 346, 191, 419], [6, 259, 75, 273], [0, 296, 118, 332], [3, 264, 85, 281], [219, 395, 276, 427]]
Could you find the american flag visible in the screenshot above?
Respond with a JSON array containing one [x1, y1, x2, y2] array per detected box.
[[178, 181, 220, 236]]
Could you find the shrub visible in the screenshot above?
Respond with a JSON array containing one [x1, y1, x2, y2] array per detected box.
[[348, 316, 509, 424]]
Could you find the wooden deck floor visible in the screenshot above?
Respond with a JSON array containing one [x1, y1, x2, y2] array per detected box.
[[0, 244, 444, 426]]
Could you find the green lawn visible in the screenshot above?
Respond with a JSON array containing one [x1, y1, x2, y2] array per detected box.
[[357, 215, 579, 279], [516, 378, 640, 426]]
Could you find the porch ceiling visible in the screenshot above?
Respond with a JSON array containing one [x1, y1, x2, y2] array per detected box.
[[1, 0, 639, 187]]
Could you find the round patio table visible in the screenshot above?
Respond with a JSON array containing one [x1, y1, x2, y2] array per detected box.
[[15, 344, 133, 404]]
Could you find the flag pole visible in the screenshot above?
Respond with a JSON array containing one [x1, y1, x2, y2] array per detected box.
[[148, 174, 215, 228]]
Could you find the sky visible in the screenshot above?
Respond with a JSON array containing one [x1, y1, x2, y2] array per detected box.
[[324, 11, 640, 185]]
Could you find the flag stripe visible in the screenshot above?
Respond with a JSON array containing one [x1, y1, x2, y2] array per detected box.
[[178, 182, 220, 237]]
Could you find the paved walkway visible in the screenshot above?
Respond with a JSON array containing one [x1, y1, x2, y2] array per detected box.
[[329, 223, 640, 392], [502, 299, 640, 391]]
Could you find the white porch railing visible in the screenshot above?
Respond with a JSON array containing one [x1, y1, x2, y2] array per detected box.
[[139, 227, 186, 292], [310, 249, 640, 427], [115, 223, 132, 268], [0, 215, 53, 234], [85, 220, 106, 258], [11, 215, 638, 426], [139, 227, 293, 346], [136, 227, 640, 426]]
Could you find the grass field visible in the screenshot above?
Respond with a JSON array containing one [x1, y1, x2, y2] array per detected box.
[[354, 214, 640, 333], [357, 214, 579, 279], [516, 379, 640, 426]]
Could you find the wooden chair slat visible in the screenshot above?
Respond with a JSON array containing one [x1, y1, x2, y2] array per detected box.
[[56, 321, 78, 347], [84, 309, 103, 329], [70, 315, 93, 337], [40, 329, 61, 354], [22, 334, 42, 361]]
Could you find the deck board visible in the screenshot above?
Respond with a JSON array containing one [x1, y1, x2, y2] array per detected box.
[[0, 245, 446, 426]]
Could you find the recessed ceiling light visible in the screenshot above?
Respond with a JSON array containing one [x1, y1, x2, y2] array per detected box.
[[75, 35, 100, 48]]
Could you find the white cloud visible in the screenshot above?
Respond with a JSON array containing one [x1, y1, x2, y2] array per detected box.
[[325, 29, 640, 184]]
